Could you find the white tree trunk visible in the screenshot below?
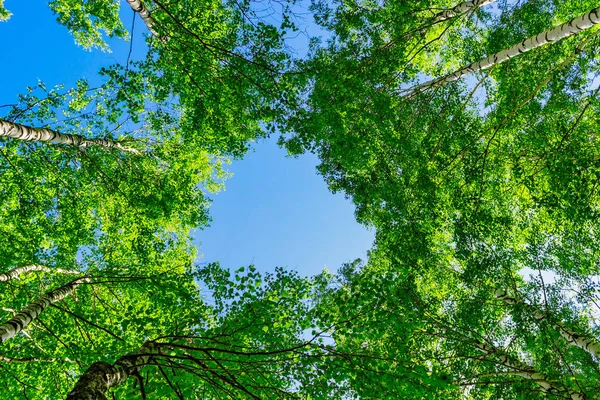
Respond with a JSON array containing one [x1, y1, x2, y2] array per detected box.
[[474, 340, 553, 391], [496, 290, 600, 360], [66, 341, 155, 399], [405, 6, 600, 96], [432, 0, 495, 24], [473, 339, 582, 399], [0, 264, 79, 282], [0, 120, 140, 154], [0, 276, 89, 343], [126, 0, 160, 37]]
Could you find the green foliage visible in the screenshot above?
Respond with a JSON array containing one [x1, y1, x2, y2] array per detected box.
[[0, 0, 332, 398], [142, 0, 295, 158], [4, 0, 600, 398], [277, 0, 600, 397], [0, 0, 10, 21], [1, 67, 224, 274], [281, 0, 600, 278], [48, 0, 127, 51]]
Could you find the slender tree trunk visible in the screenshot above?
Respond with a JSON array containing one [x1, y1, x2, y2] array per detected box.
[[473, 340, 554, 392], [496, 290, 600, 359], [0, 276, 89, 344], [0, 264, 79, 282], [472, 339, 582, 399], [66, 342, 155, 400], [405, 6, 600, 96], [126, 0, 160, 37], [432, 0, 495, 24], [0, 120, 140, 154]]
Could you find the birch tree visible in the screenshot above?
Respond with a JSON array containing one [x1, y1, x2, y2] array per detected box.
[[317, 251, 600, 399], [66, 342, 156, 399], [282, 0, 600, 284], [0, 263, 355, 399], [431, 0, 496, 23], [0, 265, 78, 282], [0, 65, 228, 277], [0, 119, 140, 153], [404, 5, 600, 96], [0, 276, 89, 344], [496, 290, 600, 361], [125, 0, 159, 37]]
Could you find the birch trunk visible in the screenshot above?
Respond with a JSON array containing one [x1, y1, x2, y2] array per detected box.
[[0, 120, 140, 154], [66, 342, 155, 400], [496, 290, 600, 359], [0, 276, 89, 344], [473, 339, 582, 399], [0, 264, 79, 282], [431, 0, 495, 24], [405, 6, 600, 96], [126, 0, 160, 37]]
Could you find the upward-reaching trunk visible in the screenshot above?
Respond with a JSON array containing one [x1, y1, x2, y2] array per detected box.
[[0, 264, 79, 282], [66, 342, 156, 400], [0, 276, 89, 344], [431, 0, 495, 24], [404, 6, 600, 96], [472, 339, 582, 399], [0, 120, 141, 154], [126, 0, 160, 37], [496, 290, 600, 359]]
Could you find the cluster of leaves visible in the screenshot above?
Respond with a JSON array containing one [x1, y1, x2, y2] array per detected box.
[[49, 0, 127, 51], [0, 0, 10, 21]]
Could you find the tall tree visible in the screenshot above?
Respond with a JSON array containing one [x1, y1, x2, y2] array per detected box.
[[0, 120, 140, 153], [0, 275, 89, 344], [0, 262, 364, 399], [316, 251, 600, 398], [404, 5, 600, 96]]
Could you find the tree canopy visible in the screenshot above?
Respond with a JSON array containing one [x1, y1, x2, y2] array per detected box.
[[1, 0, 600, 398]]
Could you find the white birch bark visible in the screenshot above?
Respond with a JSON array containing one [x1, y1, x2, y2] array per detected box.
[[0, 276, 89, 343], [126, 0, 160, 37], [473, 339, 582, 399], [0, 264, 79, 282], [431, 0, 495, 24], [66, 341, 155, 399], [405, 6, 600, 96], [496, 290, 600, 360], [0, 120, 140, 154], [474, 340, 553, 391]]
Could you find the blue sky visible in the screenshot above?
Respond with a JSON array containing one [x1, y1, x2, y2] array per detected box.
[[0, 1, 374, 276]]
